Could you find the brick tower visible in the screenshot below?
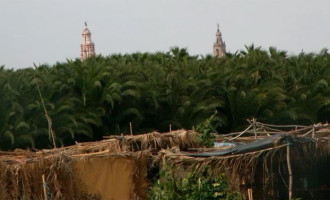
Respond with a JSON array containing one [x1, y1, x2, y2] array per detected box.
[[213, 24, 226, 57], [80, 22, 95, 60]]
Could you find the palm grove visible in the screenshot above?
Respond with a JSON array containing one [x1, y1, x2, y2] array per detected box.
[[0, 46, 329, 150]]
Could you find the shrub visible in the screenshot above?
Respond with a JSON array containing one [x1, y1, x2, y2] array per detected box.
[[149, 162, 241, 200], [196, 113, 217, 148]]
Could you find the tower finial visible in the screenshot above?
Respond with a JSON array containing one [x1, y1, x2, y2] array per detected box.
[[81, 22, 95, 60], [213, 23, 226, 57]]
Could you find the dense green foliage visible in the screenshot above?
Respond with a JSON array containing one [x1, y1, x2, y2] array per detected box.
[[196, 112, 217, 147], [0, 46, 329, 150], [149, 163, 241, 200]]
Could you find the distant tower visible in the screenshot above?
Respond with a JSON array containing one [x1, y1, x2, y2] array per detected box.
[[80, 22, 95, 61], [213, 24, 226, 57]]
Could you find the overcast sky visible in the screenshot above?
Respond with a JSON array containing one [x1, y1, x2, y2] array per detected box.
[[1, 0, 330, 69]]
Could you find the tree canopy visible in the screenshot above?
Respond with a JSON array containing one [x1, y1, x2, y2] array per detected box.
[[0, 46, 329, 150]]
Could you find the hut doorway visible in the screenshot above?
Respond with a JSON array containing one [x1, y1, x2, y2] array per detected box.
[[293, 158, 330, 200]]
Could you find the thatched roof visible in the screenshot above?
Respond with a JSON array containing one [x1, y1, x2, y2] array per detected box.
[[1, 123, 329, 199], [0, 129, 200, 199], [164, 133, 329, 173], [0, 150, 151, 199], [158, 123, 330, 198], [0, 129, 199, 164], [221, 121, 330, 141]]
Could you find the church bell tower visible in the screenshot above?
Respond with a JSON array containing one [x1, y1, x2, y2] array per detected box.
[[213, 24, 226, 57], [80, 22, 95, 61]]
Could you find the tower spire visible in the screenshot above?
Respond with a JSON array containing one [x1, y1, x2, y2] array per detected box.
[[80, 22, 95, 61], [213, 24, 226, 57]]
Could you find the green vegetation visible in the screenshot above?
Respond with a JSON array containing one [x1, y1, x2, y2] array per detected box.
[[0, 46, 329, 150], [149, 162, 241, 200], [196, 112, 217, 147]]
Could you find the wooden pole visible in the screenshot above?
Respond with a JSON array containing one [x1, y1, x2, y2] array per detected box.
[[42, 174, 48, 200], [253, 118, 257, 140], [34, 64, 56, 148], [169, 124, 172, 132], [129, 122, 133, 135], [287, 145, 293, 200], [248, 188, 253, 200]]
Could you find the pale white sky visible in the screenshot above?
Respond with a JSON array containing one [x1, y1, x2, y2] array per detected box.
[[1, 0, 330, 69]]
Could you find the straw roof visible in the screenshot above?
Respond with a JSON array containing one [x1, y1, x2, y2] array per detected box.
[[158, 123, 330, 198], [103, 129, 200, 152], [0, 150, 151, 199], [0, 129, 200, 199], [0, 129, 198, 161], [0, 123, 329, 199]]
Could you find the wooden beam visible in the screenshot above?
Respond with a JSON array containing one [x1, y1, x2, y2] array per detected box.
[[42, 174, 48, 200], [287, 145, 293, 200], [129, 122, 133, 135], [248, 188, 253, 200]]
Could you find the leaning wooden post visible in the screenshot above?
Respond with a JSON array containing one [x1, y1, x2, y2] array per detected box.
[[253, 118, 257, 140], [287, 144, 293, 200], [42, 174, 48, 200], [129, 122, 133, 135], [34, 64, 56, 148], [247, 188, 253, 200]]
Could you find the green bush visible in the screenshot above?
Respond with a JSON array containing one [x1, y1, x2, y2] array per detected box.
[[196, 113, 217, 148], [149, 162, 241, 200]]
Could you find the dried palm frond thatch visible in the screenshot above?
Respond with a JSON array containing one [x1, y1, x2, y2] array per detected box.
[[161, 134, 330, 197], [0, 149, 150, 199], [103, 129, 201, 152]]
